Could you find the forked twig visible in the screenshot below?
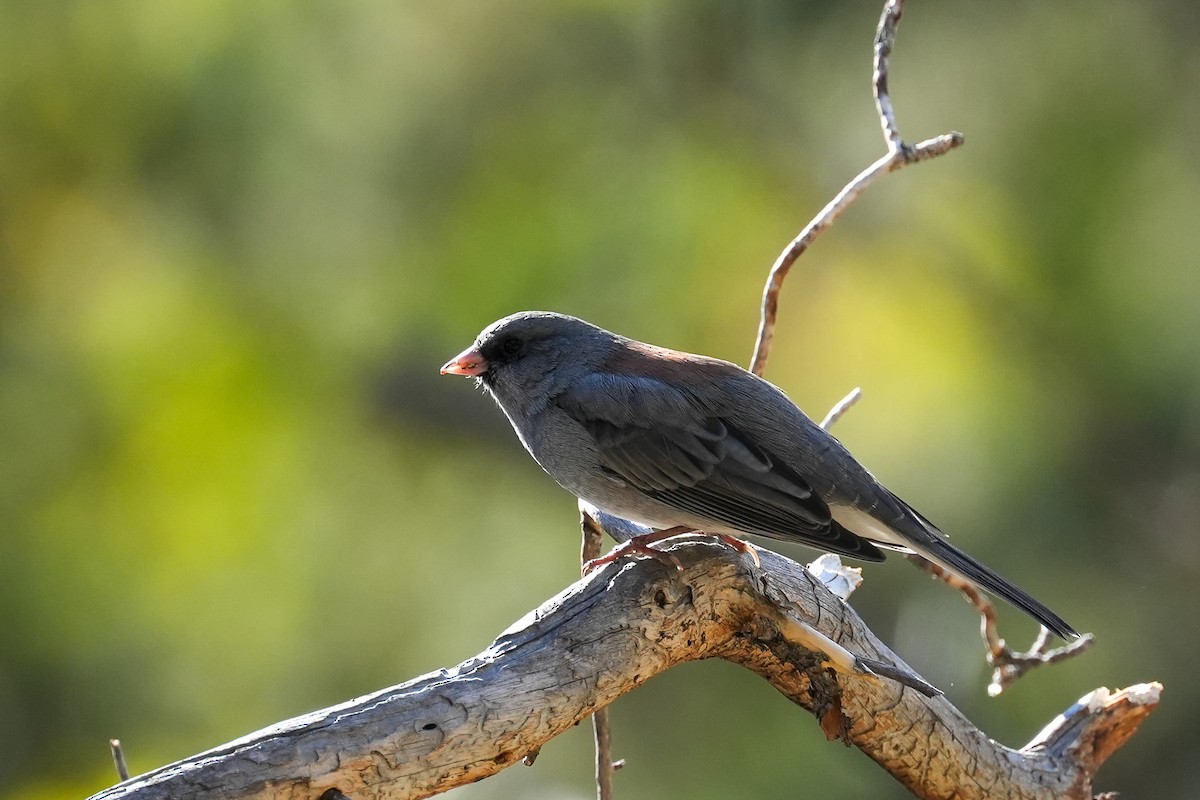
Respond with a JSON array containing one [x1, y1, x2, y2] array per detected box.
[[906, 555, 1095, 695], [750, 0, 964, 377]]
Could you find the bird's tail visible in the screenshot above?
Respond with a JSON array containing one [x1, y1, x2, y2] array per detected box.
[[913, 535, 1079, 639]]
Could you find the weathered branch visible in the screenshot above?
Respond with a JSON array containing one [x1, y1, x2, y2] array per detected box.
[[88, 541, 1156, 800]]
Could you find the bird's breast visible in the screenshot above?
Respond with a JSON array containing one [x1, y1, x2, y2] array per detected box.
[[514, 406, 601, 486]]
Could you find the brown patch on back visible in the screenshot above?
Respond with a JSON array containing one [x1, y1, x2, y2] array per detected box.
[[608, 340, 744, 384]]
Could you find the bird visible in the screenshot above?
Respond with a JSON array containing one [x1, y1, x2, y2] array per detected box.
[[441, 311, 1078, 639]]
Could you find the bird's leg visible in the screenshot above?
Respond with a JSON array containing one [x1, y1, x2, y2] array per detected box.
[[582, 528, 762, 574]]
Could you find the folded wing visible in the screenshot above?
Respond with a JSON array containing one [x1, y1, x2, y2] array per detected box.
[[556, 380, 884, 562]]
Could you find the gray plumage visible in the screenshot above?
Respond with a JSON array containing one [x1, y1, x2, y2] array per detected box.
[[442, 311, 1077, 639]]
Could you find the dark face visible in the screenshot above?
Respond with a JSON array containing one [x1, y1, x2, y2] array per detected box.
[[441, 311, 616, 415], [474, 327, 532, 386]]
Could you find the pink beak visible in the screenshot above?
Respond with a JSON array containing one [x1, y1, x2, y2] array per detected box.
[[440, 346, 489, 377]]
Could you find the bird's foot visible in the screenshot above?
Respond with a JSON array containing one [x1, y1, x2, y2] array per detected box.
[[709, 533, 761, 568], [582, 527, 690, 574], [582, 527, 761, 574]]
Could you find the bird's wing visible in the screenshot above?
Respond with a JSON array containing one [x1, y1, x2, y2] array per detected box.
[[555, 377, 884, 562]]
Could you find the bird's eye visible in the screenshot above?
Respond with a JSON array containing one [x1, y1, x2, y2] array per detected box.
[[500, 336, 523, 357]]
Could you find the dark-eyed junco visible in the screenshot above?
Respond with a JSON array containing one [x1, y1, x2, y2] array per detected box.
[[442, 311, 1077, 638]]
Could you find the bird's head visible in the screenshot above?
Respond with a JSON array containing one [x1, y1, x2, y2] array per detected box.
[[441, 311, 617, 416]]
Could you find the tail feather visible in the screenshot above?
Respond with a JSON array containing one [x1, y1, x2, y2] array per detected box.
[[915, 536, 1078, 639]]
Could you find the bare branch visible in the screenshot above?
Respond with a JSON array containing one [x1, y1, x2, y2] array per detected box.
[[907, 555, 1095, 694], [988, 631, 1096, 698], [590, 707, 616, 798], [874, 0, 907, 154], [1025, 683, 1161, 796], [86, 541, 1154, 800], [819, 387, 864, 430], [580, 509, 618, 800], [109, 740, 130, 782], [749, 0, 964, 377]]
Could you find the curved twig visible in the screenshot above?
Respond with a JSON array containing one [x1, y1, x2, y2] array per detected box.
[[749, 0, 964, 377]]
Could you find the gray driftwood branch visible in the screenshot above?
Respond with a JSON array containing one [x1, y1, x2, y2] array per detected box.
[[88, 540, 1157, 800]]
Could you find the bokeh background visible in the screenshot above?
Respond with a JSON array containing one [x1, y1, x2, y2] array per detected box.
[[3, 0, 1197, 798]]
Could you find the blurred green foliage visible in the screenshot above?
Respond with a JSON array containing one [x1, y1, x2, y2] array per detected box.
[[1, 0, 1197, 798]]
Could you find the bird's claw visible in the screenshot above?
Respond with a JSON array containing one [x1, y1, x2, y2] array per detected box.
[[583, 537, 684, 574], [582, 528, 760, 575], [710, 533, 761, 568]]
